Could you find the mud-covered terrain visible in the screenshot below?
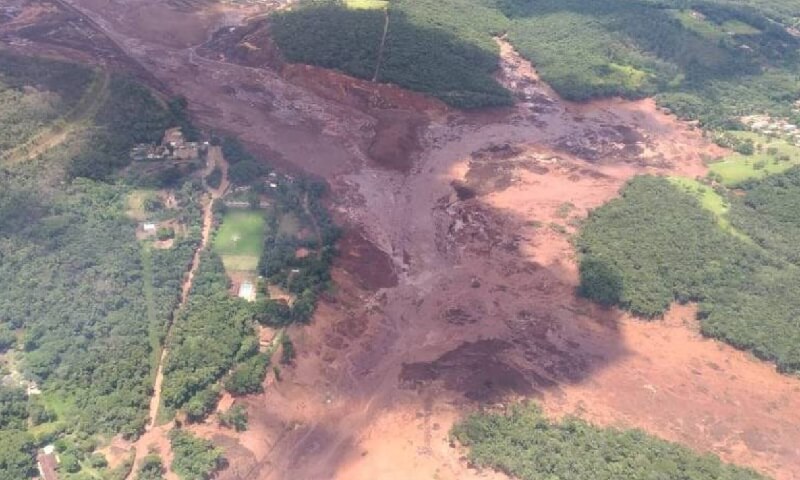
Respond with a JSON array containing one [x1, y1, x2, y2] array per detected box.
[[4, 1, 800, 479]]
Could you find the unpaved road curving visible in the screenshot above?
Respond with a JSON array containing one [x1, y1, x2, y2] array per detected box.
[[6, 2, 800, 480]]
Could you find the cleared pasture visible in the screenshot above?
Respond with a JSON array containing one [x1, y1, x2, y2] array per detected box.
[[213, 209, 266, 272], [709, 132, 800, 185]]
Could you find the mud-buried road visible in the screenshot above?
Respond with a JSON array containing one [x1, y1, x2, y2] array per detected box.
[[6, 1, 800, 479]]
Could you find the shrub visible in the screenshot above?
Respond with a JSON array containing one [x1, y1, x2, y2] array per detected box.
[[156, 226, 175, 241], [224, 354, 270, 396], [218, 404, 248, 432], [169, 429, 224, 480]]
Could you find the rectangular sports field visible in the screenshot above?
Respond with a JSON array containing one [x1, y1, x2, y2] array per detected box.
[[213, 209, 266, 272]]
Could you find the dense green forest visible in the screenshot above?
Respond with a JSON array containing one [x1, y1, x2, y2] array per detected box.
[[503, 0, 800, 127], [577, 174, 800, 373], [68, 76, 176, 180], [0, 177, 201, 437], [160, 251, 260, 420], [452, 404, 768, 480], [221, 136, 269, 185], [269, 0, 513, 108], [256, 178, 339, 324], [0, 52, 94, 156], [728, 167, 800, 265], [0, 51, 203, 478], [270, 0, 799, 124], [169, 429, 224, 480]]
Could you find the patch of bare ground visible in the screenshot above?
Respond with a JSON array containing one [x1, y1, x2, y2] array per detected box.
[[11, 5, 800, 480]]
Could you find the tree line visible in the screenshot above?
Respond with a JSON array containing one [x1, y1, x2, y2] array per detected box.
[[452, 403, 768, 480], [577, 173, 800, 373]]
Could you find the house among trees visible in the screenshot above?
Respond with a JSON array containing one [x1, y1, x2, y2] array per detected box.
[[130, 127, 206, 163], [37, 445, 59, 480]]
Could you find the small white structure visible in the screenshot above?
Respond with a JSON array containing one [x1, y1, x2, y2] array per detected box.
[[238, 282, 256, 302], [143, 223, 157, 233]]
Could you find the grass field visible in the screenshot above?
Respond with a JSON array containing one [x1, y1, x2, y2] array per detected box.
[[344, 0, 387, 9], [668, 177, 749, 241], [126, 189, 156, 221], [709, 132, 800, 186], [670, 10, 761, 40], [671, 10, 727, 40], [214, 209, 266, 272]]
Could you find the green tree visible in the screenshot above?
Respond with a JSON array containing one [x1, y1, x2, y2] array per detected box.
[[218, 404, 248, 432], [59, 452, 81, 474], [225, 354, 269, 395], [169, 429, 224, 480], [136, 454, 165, 480], [577, 256, 623, 306], [280, 336, 296, 365], [0, 324, 15, 352], [0, 430, 36, 480]]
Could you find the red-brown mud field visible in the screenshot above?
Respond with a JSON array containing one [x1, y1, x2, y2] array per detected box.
[[4, 3, 800, 480]]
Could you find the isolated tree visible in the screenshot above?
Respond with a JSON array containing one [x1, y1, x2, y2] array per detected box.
[[219, 404, 248, 432]]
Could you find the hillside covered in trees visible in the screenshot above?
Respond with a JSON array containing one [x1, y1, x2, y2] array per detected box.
[[0, 51, 205, 477], [577, 173, 800, 373], [270, 0, 800, 126]]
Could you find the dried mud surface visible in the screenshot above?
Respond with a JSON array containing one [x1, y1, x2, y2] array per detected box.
[[4, 3, 800, 480]]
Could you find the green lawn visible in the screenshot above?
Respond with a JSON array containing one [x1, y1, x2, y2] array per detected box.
[[668, 177, 749, 241], [670, 10, 725, 40], [344, 0, 387, 9], [721, 19, 761, 35], [126, 189, 157, 221], [213, 209, 266, 272], [670, 10, 760, 40], [709, 132, 800, 186]]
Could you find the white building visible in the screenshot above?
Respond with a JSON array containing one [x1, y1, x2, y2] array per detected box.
[[238, 282, 256, 302]]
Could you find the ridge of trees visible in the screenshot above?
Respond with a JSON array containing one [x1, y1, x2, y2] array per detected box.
[[269, 0, 799, 126], [577, 173, 800, 373]]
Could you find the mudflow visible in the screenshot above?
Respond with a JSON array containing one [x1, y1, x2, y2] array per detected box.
[[4, 1, 800, 479]]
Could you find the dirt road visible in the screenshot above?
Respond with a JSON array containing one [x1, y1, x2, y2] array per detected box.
[[7, 2, 800, 479], [123, 145, 230, 480]]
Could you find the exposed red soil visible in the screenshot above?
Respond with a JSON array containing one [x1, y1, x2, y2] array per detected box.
[[7, 3, 800, 480], [334, 228, 398, 291]]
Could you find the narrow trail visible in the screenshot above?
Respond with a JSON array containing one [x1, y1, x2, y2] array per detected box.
[[371, 7, 389, 82], [1, 68, 110, 166], [126, 146, 230, 480]]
